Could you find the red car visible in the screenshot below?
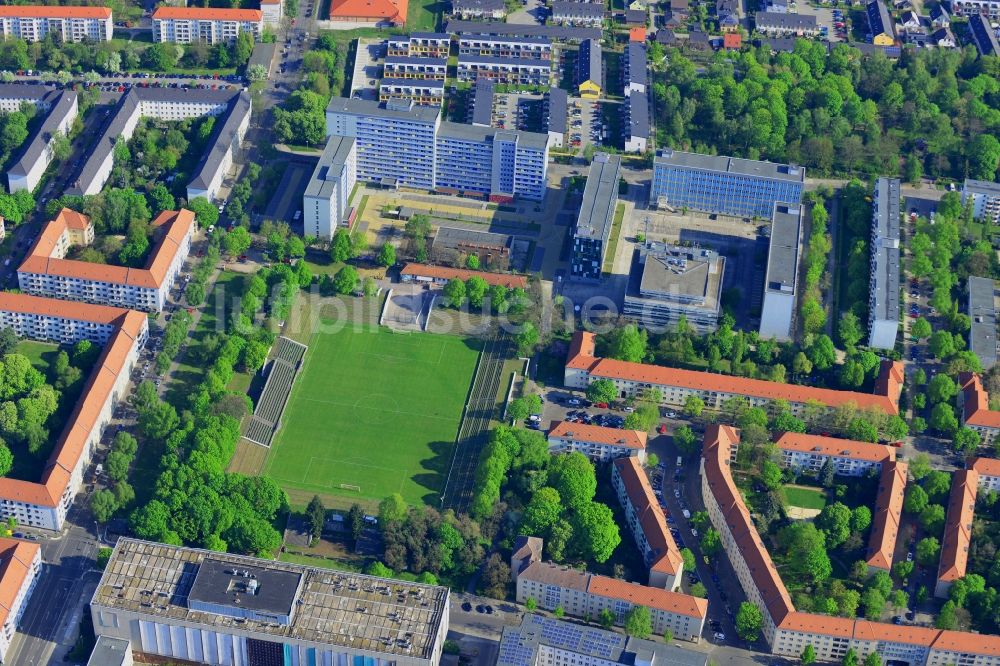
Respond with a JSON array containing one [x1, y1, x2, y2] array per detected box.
[[594, 402, 608, 408], [657, 424, 667, 434]]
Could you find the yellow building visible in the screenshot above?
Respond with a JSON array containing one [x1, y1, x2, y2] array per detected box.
[[866, 0, 896, 45], [576, 38, 602, 98]]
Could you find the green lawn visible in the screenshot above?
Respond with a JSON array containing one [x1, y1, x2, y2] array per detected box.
[[602, 203, 626, 274], [783, 485, 828, 511], [15, 340, 58, 373], [406, 0, 444, 32], [263, 325, 481, 508]]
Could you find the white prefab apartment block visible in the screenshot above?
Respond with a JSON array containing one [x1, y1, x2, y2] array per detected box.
[[867, 177, 901, 350], [759, 202, 801, 341], [303, 136, 357, 239], [260, 0, 283, 26], [963, 178, 1000, 224], [0, 6, 112, 42], [152, 7, 263, 44], [6, 89, 78, 193], [93, 539, 451, 666], [0, 539, 41, 665], [186, 91, 253, 202]]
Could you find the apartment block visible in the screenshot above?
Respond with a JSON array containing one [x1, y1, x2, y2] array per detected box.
[[260, 0, 283, 26], [866, 0, 896, 44], [450, 0, 507, 19], [152, 7, 263, 44], [759, 203, 801, 341], [623, 243, 724, 331], [650, 149, 805, 217], [456, 55, 551, 85], [0, 6, 112, 42], [0, 294, 147, 531], [303, 136, 357, 239], [624, 91, 648, 153], [868, 177, 901, 350], [435, 123, 548, 201], [447, 20, 601, 42], [754, 11, 820, 34], [570, 153, 621, 281], [775, 432, 896, 477], [936, 469, 977, 598], [969, 276, 998, 370], [551, 1, 605, 26], [577, 38, 602, 98], [92, 539, 451, 666], [186, 90, 252, 202], [964, 178, 1000, 223], [379, 78, 445, 106], [973, 457, 1000, 492], [7, 89, 78, 193], [457, 34, 553, 59], [387, 32, 452, 57], [866, 459, 907, 571], [959, 373, 1000, 444], [951, 0, 1000, 17], [612, 456, 683, 590], [383, 56, 448, 79], [545, 86, 567, 149], [548, 421, 647, 463], [565, 331, 904, 417], [623, 42, 647, 95], [0, 539, 41, 664], [18, 209, 194, 313]]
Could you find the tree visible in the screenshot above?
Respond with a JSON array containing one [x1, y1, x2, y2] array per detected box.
[[604, 325, 647, 362], [937, 600, 958, 630], [378, 242, 396, 267], [247, 63, 268, 81], [90, 489, 118, 523], [680, 548, 696, 571], [521, 487, 562, 535], [571, 501, 620, 563], [863, 654, 882, 666], [700, 528, 722, 557], [929, 403, 959, 435], [331, 229, 354, 262], [920, 504, 946, 536], [674, 425, 699, 457], [690, 582, 707, 598], [911, 317, 932, 340], [851, 506, 872, 532], [953, 427, 981, 454], [817, 502, 852, 547], [224, 226, 252, 257], [761, 461, 783, 490], [929, 330, 956, 359], [893, 560, 914, 582], [139, 401, 179, 441], [838, 312, 863, 348], [735, 602, 763, 641], [333, 266, 359, 295], [928, 374, 958, 404], [684, 395, 704, 417], [916, 536, 940, 566], [465, 254, 481, 270], [586, 379, 617, 404], [442, 279, 466, 308], [514, 323, 539, 356], [347, 503, 364, 546], [646, 453, 659, 467], [366, 561, 393, 578], [842, 649, 859, 666], [624, 606, 652, 638], [363, 277, 378, 298], [806, 334, 837, 371], [847, 418, 879, 443], [801, 645, 817, 665], [904, 485, 929, 514], [466, 276, 488, 309], [378, 493, 407, 525], [306, 495, 325, 540], [187, 196, 220, 229], [908, 453, 931, 481], [861, 588, 886, 620], [524, 597, 537, 611]]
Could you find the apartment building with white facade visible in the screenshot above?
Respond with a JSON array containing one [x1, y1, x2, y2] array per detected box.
[[6, 88, 78, 193], [0, 293, 147, 531], [612, 456, 683, 590], [303, 135, 357, 239], [964, 178, 1000, 223], [973, 457, 1000, 491], [959, 372, 1000, 445], [0, 539, 41, 664], [92, 539, 450, 666], [950, 0, 1000, 18], [0, 6, 112, 42], [456, 55, 551, 85], [547, 421, 646, 463], [379, 78, 445, 106], [187, 90, 252, 202], [775, 432, 896, 477], [387, 33, 452, 57], [18, 209, 193, 313], [152, 7, 263, 44], [457, 34, 553, 59], [868, 177, 901, 350], [565, 331, 904, 418], [260, 0, 283, 26]]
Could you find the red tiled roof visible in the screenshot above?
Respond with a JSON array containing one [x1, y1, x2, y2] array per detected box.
[[587, 575, 707, 618], [866, 460, 907, 570], [778, 612, 855, 637], [775, 432, 896, 464], [853, 620, 940, 645], [629, 27, 646, 41], [549, 421, 646, 450], [960, 373, 1000, 429], [933, 630, 1000, 656], [566, 331, 597, 370], [613, 457, 681, 576], [0, 538, 38, 630], [153, 7, 263, 20], [938, 469, 977, 584], [723, 32, 742, 48], [0, 6, 111, 18], [329, 0, 407, 23], [972, 456, 1000, 479], [401, 263, 528, 289], [566, 332, 902, 414]]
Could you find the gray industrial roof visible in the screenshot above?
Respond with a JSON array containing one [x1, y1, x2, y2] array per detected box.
[[188, 90, 251, 191], [189, 557, 303, 617], [432, 226, 511, 251], [325, 96, 441, 123], [578, 38, 602, 86], [86, 636, 132, 666], [8, 89, 76, 178], [965, 178, 1000, 197], [654, 148, 805, 182], [551, 1, 604, 18], [638, 243, 722, 305], [969, 276, 997, 369], [305, 135, 356, 200], [546, 85, 567, 134], [765, 202, 801, 294], [438, 120, 549, 150], [625, 42, 647, 88], [756, 11, 817, 29], [472, 78, 494, 127], [627, 90, 649, 139], [457, 54, 551, 67], [574, 152, 621, 244], [870, 177, 901, 325], [447, 19, 601, 41], [498, 615, 707, 666]]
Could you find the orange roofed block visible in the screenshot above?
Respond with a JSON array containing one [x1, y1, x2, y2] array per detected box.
[[0, 538, 41, 662], [865, 459, 907, 571], [629, 27, 647, 41], [936, 469, 978, 598], [328, 0, 407, 24], [400, 262, 528, 289]]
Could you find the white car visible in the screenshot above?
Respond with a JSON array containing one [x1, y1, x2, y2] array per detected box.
[[714, 632, 726, 641], [666, 411, 677, 418]]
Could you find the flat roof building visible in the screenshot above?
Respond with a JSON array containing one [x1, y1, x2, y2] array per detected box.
[[571, 153, 621, 282], [624, 91, 649, 153], [963, 178, 1000, 223], [867, 177, 900, 350], [87, 637, 133, 666], [759, 203, 801, 341], [0, 5, 112, 42], [386, 33, 452, 57], [92, 539, 451, 666], [968, 276, 997, 370], [303, 136, 358, 239], [623, 242, 724, 331], [471, 78, 495, 127], [577, 38, 602, 98], [545, 86, 567, 149], [456, 54, 551, 86], [379, 78, 446, 106], [430, 226, 512, 269], [152, 7, 263, 44], [651, 149, 805, 217]]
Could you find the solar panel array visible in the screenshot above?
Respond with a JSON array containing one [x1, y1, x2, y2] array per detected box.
[[243, 337, 308, 447]]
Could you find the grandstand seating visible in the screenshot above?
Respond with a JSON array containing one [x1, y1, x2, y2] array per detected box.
[[242, 337, 308, 447]]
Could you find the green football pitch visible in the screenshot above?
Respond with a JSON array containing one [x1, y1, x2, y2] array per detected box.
[[263, 325, 481, 508]]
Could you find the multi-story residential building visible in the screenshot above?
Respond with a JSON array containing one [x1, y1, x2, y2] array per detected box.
[[612, 457, 684, 590], [972, 457, 1000, 491], [435, 123, 548, 201], [959, 372, 1000, 444], [565, 331, 904, 417], [457, 34, 552, 59], [512, 557, 707, 640], [548, 421, 647, 463], [379, 78, 445, 105], [70, 88, 250, 200], [577, 38, 602, 98], [152, 7, 263, 44], [969, 13, 1000, 56], [969, 276, 998, 370], [260, 0, 283, 26], [456, 55, 551, 85], [754, 11, 820, 34], [92, 539, 451, 666], [963, 178, 1000, 223], [18, 209, 194, 313], [447, 20, 602, 42], [471, 78, 495, 127], [551, 2, 605, 26], [0, 538, 41, 664], [624, 90, 648, 153], [387, 33, 452, 57], [950, 0, 1000, 19], [303, 136, 357, 239], [759, 202, 801, 341], [866, 0, 897, 44], [774, 432, 896, 477], [868, 177, 901, 350], [7, 89, 78, 193], [497, 614, 708, 666], [545, 86, 567, 148], [623, 42, 647, 95], [570, 153, 621, 282], [650, 149, 805, 217], [936, 469, 977, 598], [0, 6, 112, 42], [383, 56, 448, 79], [451, 0, 508, 19], [866, 459, 907, 571], [623, 243, 725, 331], [0, 294, 147, 531]]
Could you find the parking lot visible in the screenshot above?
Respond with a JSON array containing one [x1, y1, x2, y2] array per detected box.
[[796, 3, 847, 41]]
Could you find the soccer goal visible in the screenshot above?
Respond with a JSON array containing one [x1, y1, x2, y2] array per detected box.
[[339, 483, 362, 492]]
